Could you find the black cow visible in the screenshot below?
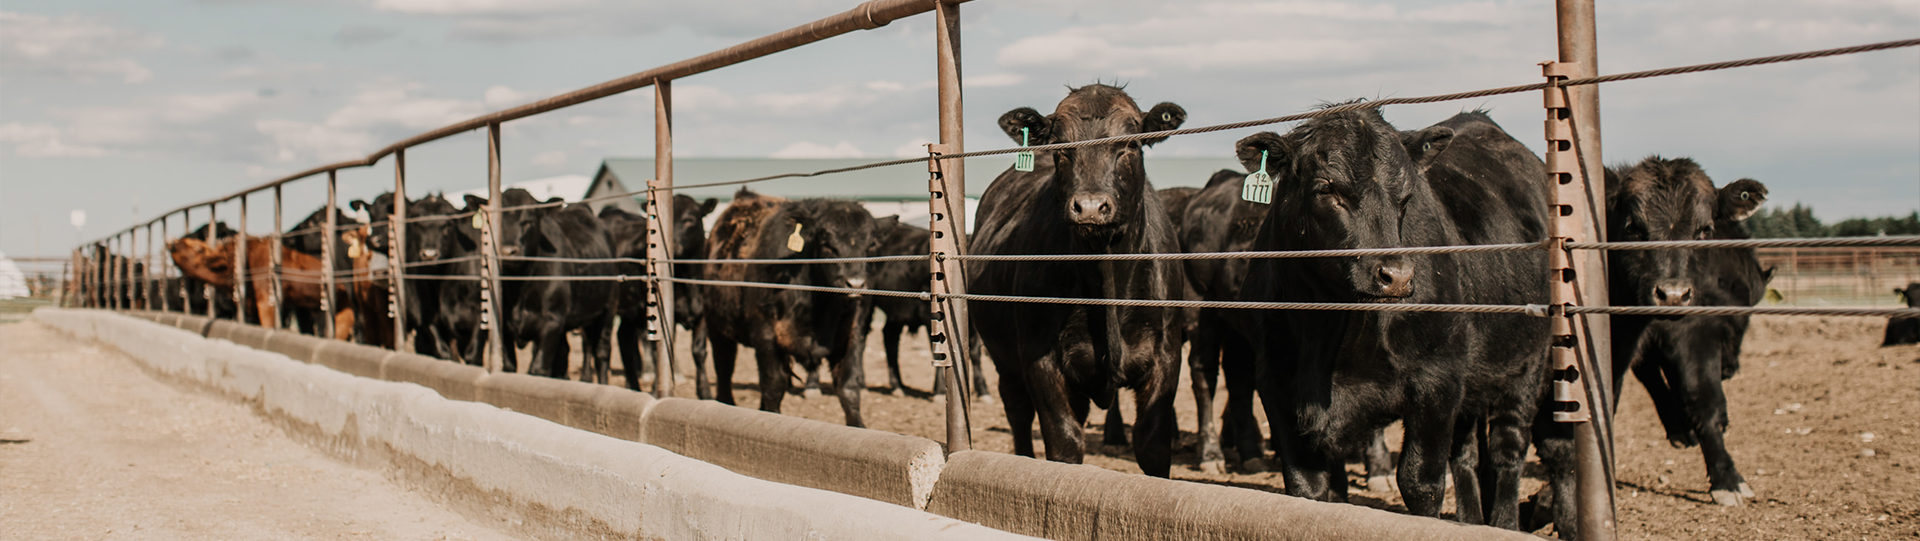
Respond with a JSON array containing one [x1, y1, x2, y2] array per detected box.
[[1611, 158, 1770, 506], [402, 194, 472, 361], [703, 189, 888, 427], [1177, 170, 1279, 475], [860, 221, 993, 400], [1230, 108, 1549, 528], [599, 195, 717, 394], [968, 84, 1189, 477], [1885, 282, 1920, 346], [507, 203, 617, 381], [276, 207, 363, 335]]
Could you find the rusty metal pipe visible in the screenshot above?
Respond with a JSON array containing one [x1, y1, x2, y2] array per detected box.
[[142, 0, 969, 223], [392, 149, 410, 351], [1555, 1, 1617, 539], [323, 170, 339, 339], [484, 123, 507, 373], [930, 0, 972, 453], [648, 79, 678, 398]]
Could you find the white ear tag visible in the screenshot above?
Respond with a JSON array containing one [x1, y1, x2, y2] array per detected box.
[[1241, 150, 1274, 204], [471, 210, 486, 230], [787, 223, 806, 252]]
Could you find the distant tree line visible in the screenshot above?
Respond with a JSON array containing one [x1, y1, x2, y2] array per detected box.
[[1746, 203, 1920, 238]]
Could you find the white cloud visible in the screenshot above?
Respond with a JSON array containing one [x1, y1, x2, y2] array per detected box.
[[529, 150, 569, 167], [0, 91, 268, 158], [770, 141, 864, 159], [253, 81, 486, 165], [0, 123, 109, 157], [0, 11, 163, 84], [964, 73, 1027, 88], [891, 137, 934, 158], [367, 0, 853, 41]]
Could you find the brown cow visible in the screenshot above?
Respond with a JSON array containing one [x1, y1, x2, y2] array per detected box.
[[168, 236, 353, 339], [340, 226, 394, 349]]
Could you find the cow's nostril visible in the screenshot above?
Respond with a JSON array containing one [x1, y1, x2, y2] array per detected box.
[[1071, 201, 1084, 215], [1099, 202, 1112, 216]]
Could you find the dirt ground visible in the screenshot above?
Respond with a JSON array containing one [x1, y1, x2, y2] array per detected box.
[[611, 314, 1919, 540], [0, 321, 520, 541]]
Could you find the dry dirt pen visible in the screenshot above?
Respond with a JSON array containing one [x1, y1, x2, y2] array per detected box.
[[631, 313, 1916, 540], [63, 308, 1534, 541]]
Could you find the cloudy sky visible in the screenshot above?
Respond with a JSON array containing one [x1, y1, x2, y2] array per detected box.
[[0, 0, 1915, 257]]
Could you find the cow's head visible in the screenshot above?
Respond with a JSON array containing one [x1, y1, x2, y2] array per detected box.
[[1234, 105, 1443, 301], [999, 84, 1185, 235], [406, 195, 469, 263], [1608, 156, 1721, 307], [673, 195, 719, 261], [494, 188, 541, 257], [1716, 178, 1768, 224], [1897, 282, 1920, 308], [349, 193, 399, 253], [783, 199, 884, 296], [168, 237, 236, 287]]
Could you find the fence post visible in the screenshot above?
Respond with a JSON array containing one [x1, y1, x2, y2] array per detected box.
[[145, 224, 155, 309], [205, 203, 217, 318], [272, 185, 285, 329], [111, 235, 122, 310], [929, 0, 973, 453], [645, 79, 678, 398], [392, 149, 410, 351], [1550, 1, 1617, 539], [483, 122, 508, 373], [323, 170, 339, 339], [238, 196, 251, 325], [160, 217, 171, 313]]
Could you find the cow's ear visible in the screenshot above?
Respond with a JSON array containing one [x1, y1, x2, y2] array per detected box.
[[463, 194, 488, 211], [699, 198, 718, 217], [349, 199, 367, 212], [1235, 132, 1292, 177], [1140, 102, 1187, 147], [998, 107, 1053, 145], [1401, 126, 1454, 167], [1717, 178, 1768, 222]]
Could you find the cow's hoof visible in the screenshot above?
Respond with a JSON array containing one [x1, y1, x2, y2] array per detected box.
[[1710, 489, 1745, 507], [803, 388, 822, 399], [1241, 457, 1269, 474], [1738, 482, 1754, 498], [1367, 474, 1395, 491], [1199, 460, 1225, 474]]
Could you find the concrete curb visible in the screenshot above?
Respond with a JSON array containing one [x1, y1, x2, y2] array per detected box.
[[927, 451, 1542, 541], [32, 307, 1034, 541], [640, 397, 947, 510]]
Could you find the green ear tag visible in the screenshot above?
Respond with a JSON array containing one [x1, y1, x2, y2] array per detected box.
[[1014, 127, 1036, 172], [787, 223, 806, 252], [1241, 150, 1274, 204]]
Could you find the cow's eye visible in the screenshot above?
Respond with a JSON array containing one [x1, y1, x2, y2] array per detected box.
[[1695, 226, 1713, 240], [1312, 180, 1335, 196]]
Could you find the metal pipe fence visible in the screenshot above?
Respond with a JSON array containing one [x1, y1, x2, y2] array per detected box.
[[67, 2, 1920, 539]]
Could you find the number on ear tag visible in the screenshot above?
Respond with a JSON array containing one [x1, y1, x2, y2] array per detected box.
[[1014, 127, 1036, 172], [787, 223, 806, 252], [1241, 150, 1274, 205]]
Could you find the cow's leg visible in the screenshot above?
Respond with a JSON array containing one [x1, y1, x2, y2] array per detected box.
[[1130, 340, 1182, 478], [1484, 396, 1535, 530], [1000, 357, 1038, 459], [1633, 357, 1698, 448], [1028, 352, 1085, 464], [618, 313, 646, 391], [688, 314, 712, 400], [832, 340, 866, 428], [1669, 340, 1750, 506], [882, 318, 906, 396], [969, 331, 993, 402], [334, 309, 355, 342], [1101, 403, 1127, 447], [1222, 327, 1266, 473], [1363, 429, 1393, 491], [754, 347, 789, 414], [587, 309, 615, 386], [1399, 380, 1463, 517], [711, 336, 740, 405], [1449, 416, 1486, 525], [1190, 314, 1224, 474]]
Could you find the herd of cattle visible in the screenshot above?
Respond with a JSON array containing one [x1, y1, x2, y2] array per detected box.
[[90, 83, 1889, 537]]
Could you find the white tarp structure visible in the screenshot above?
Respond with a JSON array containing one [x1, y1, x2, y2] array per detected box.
[[0, 251, 31, 299]]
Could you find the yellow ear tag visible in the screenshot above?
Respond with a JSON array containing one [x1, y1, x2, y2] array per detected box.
[[787, 223, 806, 252], [471, 210, 486, 230], [346, 236, 364, 259]]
